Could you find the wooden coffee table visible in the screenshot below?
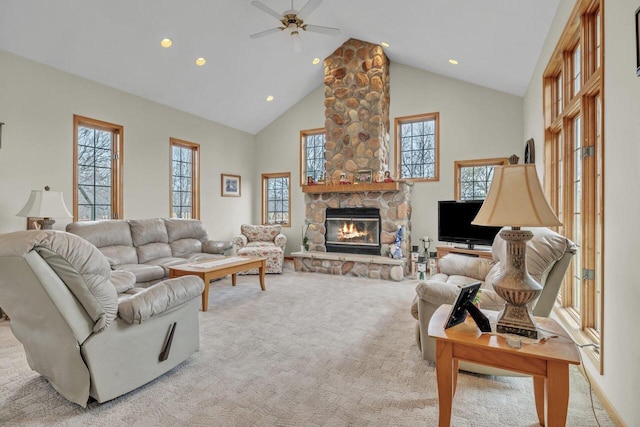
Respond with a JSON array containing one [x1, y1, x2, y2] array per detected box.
[[169, 256, 266, 311], [428, 304, 580, 427]]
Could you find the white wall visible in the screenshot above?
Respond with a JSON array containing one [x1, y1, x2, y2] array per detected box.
[[256, 62, 523, 254], [523, 1, 639, 424], [0, 50, 255, 240]]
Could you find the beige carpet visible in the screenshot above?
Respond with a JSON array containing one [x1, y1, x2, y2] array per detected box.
[[0, 262, 614, 426]]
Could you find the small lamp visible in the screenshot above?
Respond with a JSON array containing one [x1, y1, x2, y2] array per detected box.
[[472, 164, 561, 339], [16, 186, 73, 229]]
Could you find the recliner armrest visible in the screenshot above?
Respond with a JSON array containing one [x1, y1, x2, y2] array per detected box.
[[117, 276, 204, 324], [438, 254, 494, 282], [202, 240, 233, 254]]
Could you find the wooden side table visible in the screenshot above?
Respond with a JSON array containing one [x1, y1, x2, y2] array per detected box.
[[428, 304, 580, 427]]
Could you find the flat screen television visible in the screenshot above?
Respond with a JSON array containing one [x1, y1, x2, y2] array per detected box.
[[438, 200, 502, 249]]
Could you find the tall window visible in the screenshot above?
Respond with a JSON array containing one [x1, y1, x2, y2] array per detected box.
[[262, 173, 291, 226], [454, 158, 508, 200], [543, 0, 603, 370], [300, 128, 326, 186], [170, 138, 200, 219], [395, 112, 440, 181], [73, 115, 123, 221]]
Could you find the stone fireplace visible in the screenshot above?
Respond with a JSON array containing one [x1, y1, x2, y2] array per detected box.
[[293, 38, 412, 281]]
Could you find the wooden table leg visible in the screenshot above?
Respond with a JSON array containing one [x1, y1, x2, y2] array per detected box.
[[259, 260, 266, 291], [435, 339, 454, 427], [232, 273, 237, 286], [201, 279, 210, 312], [533, 376, 546, 426], [546, 361, 570, 427]]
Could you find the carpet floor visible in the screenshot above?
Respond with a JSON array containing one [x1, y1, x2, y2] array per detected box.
[[0, 262, 614, 426]]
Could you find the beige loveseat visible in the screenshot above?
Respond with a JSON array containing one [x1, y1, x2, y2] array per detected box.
[[67, 218, 232, 286], [412, 227, 576, 375], [0, 230, 204, 406]]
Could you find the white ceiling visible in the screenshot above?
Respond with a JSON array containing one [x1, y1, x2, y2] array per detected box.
[[0, 0, 559, 135]]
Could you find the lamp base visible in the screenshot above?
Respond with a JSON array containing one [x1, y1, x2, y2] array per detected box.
[[40, 218, 55, 230], [496, 303, 538, 339]]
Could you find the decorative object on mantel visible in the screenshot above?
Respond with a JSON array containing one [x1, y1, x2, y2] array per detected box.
[[16, 186, 73, 230], [221, 174, 241, 197], [383, 170, 394, 183], [524, 138, 535, 164], [0, 122, 4, 149], [306, 176, 316, 185], [508, 154, 520, 165], [354, 169, 373, 184], [338, 172, 351, 185], [472, 164, 561, 339]]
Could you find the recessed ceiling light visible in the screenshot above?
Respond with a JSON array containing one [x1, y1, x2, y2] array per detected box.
[[266, 95, 274, 102], [195, 57, 206, 66], [448, 59, 459, 65], [380, 41, 390, 48], [312, 57, 321, 65], [160, 38, 173, 48]]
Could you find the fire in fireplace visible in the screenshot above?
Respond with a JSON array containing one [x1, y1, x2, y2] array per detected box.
[[325, 207, 381, 255]]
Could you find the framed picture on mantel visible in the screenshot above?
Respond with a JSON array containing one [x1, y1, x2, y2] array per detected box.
[[221, 174, 241, 197]]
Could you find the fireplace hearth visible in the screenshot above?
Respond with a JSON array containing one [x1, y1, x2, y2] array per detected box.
[[325, 208, 381, 255]]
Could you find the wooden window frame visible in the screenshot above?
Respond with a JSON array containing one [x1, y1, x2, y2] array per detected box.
[[262, 172, 291, 227], [299, 128, 326, 186], [73, 114, 123, 221], [543, 0, 604, 372], [169, 138, 200, 220], [394, 112, 440, 182], [454, 157, 508, 200]]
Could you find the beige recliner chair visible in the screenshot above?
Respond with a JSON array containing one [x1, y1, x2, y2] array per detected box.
[[412, 227, 576, 375], [0, 230, 205, 407]]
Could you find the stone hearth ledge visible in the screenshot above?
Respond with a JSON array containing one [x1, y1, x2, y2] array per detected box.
[[291, 251, 405, 282]]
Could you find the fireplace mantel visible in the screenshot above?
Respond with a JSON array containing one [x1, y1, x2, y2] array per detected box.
[[302, 182, 400, 194]]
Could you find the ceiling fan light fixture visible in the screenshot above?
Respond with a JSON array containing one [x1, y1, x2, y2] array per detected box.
[[312, 57, 320, 65], [291, 31, 303, 53], [160, 38, 173, 48], [195, 57, 207, 66], [380, 41, 390, 48]]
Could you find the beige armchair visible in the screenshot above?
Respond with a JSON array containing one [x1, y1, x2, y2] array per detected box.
[[0, 230, 204, 407], [233, 224, 287, 274], [412, 227, 576, 375]]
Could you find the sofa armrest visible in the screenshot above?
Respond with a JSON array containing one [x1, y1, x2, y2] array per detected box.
[[274, 233, 287, 248], [202, 240, 233, 255], [117, 276, 204, 324], [232, 235, 247, 248]]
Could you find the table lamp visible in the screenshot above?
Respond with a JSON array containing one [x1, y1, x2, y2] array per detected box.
[[16, 186, 73, 229], [472, 164, 561, 339]]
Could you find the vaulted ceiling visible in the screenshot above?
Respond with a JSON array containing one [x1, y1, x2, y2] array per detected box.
[[0, 0, 559, 135]]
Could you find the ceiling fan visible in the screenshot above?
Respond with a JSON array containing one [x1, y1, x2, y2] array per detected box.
[[249, 0, 340, 53]]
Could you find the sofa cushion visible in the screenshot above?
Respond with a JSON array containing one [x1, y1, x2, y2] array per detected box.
[[99, 245, 138, 267], [66, 220, 138, 266], [164, 218, 208, 242], [110, 270, 136, 294], [136, 242, 172, 264], [143, 257, 189, 276], [128, 218, 169, 247], [170, 238, 203, 258], [241, 224, 281, 242]]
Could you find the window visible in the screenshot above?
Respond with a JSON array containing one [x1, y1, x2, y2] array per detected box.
[[454, 158, 508, 200], [170, 138, 200, 219], [73, 115, 123, 221], [300, 128, 326, 186], [543, 0, 603, 370], [262, 172, 290, 226], [394, 112, 440, 181]]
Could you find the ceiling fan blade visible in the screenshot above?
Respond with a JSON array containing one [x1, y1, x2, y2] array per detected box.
[[297, 0, 322, 20], [249, 27, 283, 39], [251, 1, 283, 21], [303, 24, 340, 36]]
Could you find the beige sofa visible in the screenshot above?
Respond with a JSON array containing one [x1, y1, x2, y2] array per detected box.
[[67, 218, 232, 286], [412, 227, 576, 375], [0, 230, 205, 406]]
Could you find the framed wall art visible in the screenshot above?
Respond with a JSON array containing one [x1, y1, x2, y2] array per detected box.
[[354, 169, 373, 184], [221, 174, 241, 197]]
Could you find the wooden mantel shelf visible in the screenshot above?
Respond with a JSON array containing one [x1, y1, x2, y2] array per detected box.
[[302, 181, 400, 194]]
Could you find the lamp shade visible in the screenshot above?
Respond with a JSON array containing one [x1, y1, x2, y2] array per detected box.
[[16, 189, 72, 218], [472, 164, 560, 227]]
